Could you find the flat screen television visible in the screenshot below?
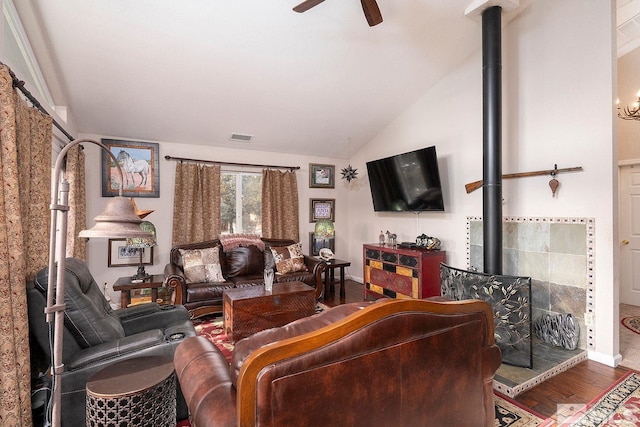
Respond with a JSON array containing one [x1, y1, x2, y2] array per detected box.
[[366, 146, 444, 212]]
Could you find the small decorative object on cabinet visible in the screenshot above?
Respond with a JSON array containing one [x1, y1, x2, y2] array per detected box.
[[363, 243, 446, 300]]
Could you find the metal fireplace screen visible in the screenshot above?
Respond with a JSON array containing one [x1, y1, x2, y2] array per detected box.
[[440, 263, 532, 368]]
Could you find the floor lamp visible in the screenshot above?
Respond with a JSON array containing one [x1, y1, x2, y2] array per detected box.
[[45, 139, 152, 427]]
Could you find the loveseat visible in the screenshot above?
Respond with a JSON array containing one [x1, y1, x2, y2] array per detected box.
[[164, 237, 326, 319], [174, 298, 502, 427]]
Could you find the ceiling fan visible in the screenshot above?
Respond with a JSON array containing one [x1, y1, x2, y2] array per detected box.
[[293, 0, 383, 27]]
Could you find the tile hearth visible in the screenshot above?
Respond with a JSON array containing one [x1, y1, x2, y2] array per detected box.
[[493, 339, 587, 397]]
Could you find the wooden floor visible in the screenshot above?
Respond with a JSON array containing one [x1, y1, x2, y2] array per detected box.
[[323, 278, 631, 421]]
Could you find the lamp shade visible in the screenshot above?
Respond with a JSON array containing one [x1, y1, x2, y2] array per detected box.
[[78, 197, 153, 239], [314, 219, 335, 239], [126, 221, 157, 248]]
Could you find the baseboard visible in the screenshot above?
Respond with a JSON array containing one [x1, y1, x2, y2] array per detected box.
[[587, 349, 623, 367]]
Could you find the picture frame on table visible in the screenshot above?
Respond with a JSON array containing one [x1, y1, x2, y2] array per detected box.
[[309, 232, 335, 257], [309, 163, 335, 188], [101, 139, 160, 198], [309, 198, 335, 222], [108, 239, 153, 267]]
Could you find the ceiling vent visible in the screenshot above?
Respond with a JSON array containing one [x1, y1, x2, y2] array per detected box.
[[229, 133, 253, 143]]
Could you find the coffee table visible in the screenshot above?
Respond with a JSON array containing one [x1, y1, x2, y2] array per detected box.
[[223, 281, 316, 343]]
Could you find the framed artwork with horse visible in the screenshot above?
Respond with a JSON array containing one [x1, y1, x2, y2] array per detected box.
[[101, 139, 160, 197]]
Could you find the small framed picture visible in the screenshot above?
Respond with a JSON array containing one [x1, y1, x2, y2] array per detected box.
[[310, 198, 335, 222], [101, 139, 160, 198], [309, 232, 335, 257], [309, 163, 335, 188], [108, 239, 153, 267]]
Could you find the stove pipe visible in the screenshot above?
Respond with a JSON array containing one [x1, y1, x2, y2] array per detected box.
[[482, 6, 503, 275]]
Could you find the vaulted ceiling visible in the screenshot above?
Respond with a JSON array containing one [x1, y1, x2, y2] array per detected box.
[[13, 1, 632, 158], [13, 0, 497, 158]]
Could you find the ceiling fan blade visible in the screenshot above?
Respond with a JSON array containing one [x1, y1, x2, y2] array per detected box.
[[361, 0, 383, 26], [293, 0, 326, 13]]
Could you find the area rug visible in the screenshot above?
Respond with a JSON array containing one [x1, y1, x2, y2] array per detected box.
[[495, 393, 547, 426], [191, 315, 547, 427], [621, 316, 640, 334], [544, 371, 640, 426]]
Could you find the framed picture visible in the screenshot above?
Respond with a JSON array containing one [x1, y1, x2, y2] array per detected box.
[[310, 198, 335, 222], [309, 232, 335, 257], [101, 139, 160, 197], [108, 239, 154, 267], [309, 163, 335, 188]]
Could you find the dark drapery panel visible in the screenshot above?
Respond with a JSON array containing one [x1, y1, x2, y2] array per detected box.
[[0, 64, 52, 426], [261, 169, 299, 241], [172, 162, 221, 245]]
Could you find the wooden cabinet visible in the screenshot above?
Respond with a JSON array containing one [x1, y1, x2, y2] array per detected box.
[[223, 282, 316, 343], [363, 244, 446, 300]]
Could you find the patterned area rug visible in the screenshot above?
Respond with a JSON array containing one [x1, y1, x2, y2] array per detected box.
[[544, 371, 640, 426], [621, 316, 640, 334], [191, 314, 547, 427], [495, 393, 547, 426]]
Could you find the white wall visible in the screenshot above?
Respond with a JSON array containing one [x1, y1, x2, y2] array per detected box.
[[80, 133, 348, 304], [346, 0, 619, 364]]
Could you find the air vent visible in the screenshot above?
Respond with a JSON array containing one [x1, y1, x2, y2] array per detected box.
[[229, 133, 253, 143]]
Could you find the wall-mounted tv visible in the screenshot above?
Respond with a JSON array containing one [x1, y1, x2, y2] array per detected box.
[[366, 146, 444, 212]]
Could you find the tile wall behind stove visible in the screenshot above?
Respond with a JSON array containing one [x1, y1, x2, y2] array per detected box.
[[467, 217, 595, 350]]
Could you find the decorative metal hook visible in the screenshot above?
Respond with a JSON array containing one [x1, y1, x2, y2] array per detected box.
[[549, 164, 559, 196]]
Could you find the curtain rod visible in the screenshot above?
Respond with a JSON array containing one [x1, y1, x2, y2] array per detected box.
[[164, 155, 300, 171], [2, 63, 75, 142]]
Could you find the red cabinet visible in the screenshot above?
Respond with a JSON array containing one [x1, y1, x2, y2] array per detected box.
[[363, 244, 446, 300]]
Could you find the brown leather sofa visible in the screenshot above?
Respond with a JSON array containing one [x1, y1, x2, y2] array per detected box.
[[164, 238, 326, 319], [174, 298, 502, 427]]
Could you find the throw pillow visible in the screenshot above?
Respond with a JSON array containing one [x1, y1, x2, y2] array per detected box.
[[223, 245, 264, 278], [269, 242, 308, 275], [179, 247, 225, 284]]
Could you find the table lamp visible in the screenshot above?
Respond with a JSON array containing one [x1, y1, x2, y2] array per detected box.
[[126, 220, 157, 281], [46, 139, 152, 427], [314, 219, 335, 254]]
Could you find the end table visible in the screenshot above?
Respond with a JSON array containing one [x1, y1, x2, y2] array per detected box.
[[86, 356, 176, 427], [113, 274, 165, 308], [321, 258, 351, 299]]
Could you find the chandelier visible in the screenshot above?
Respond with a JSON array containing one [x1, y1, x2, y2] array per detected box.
[[618, 92, 640, 120]]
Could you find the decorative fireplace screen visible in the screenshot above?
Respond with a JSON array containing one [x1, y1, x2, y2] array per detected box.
[[440, 264, 532, 368]]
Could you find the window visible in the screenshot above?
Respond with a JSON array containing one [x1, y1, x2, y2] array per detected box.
[[220, 171, 262, 235]]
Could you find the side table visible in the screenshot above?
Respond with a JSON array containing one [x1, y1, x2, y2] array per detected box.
[[322, 258, 351, 299], [86, 356, 176, 427], [113, 274, 165, 308]]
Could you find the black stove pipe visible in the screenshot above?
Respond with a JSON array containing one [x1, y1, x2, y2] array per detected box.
[[482, 6, 503, 275]]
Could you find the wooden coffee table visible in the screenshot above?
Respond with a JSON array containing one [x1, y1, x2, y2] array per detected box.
[[223, 282, 316, 343]]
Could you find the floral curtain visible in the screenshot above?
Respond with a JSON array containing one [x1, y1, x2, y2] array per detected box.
[[261, 169, 299, 241], [65, 144, 87, 258], [172, 162, 221, 245], [0, 65, 52, 426]]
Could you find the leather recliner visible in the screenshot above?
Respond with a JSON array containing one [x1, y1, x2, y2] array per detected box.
[[28, 257, 197, 427]]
